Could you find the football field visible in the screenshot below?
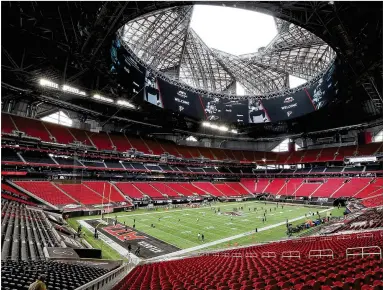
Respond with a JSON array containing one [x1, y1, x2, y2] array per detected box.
[[69, 201, 344, 259]]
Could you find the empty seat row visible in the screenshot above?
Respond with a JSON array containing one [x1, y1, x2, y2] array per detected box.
[[113, 231, 383, 290], [3, 113, 382, 164]]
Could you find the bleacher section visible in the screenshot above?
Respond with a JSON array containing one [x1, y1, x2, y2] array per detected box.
[[88, 132, 114, 151], [14, 181, 78, 206], [241, 179, 270, 194], [1, 201, 113, 289], [332, 178, 372, 198], [114, 231, 383, 290], [2, 113, 382, 164], [335, 208, 383, 231], [214, 183, 241, 197], [44, 123, 76, 144], [1, 202, 62, 262], [1, 183, 35, 206], [11, 115, 52, 142], [311, 178, 345, 198], [266, 179, 287, 195], [110, 133, 133, 152], [293, 181, 322, 197], [1, 114, 16, 134], [57, 184, 106, 205], [132, 183, 165, 199], [83, 182, 128, 203], [168, 183, 196, 196], [192, 182, 224, 197], [114, 182, 145, 199], [226, 183, 250, 196], [9, 179, 383, 205], [363, 194, 383, 208], [354, 178, 383, 199], [149, 182, 182, 198]]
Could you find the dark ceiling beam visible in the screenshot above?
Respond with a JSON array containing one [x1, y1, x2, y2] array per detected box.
[[2, 47, 20, 69], [66, 68, 89, 83], [92, 2, 129, 59], [57, 6, 69, 44]]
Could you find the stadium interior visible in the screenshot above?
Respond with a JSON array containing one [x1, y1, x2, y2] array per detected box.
[[1, 2, 383, 290]]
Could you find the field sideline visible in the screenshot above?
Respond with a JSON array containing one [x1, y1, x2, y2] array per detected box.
[[69, 201, 345, 259]]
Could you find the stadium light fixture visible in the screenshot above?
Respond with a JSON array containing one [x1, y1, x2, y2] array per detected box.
[[93, 94, 113, 103], [39, 79, 59, 89], [210, 124, 219, 129], [218, 126, 229, 132], [202, 122, 211, 127], [117, 99, 135, 109], [231, 129, 238, 134], [62, 85, 86, 96]]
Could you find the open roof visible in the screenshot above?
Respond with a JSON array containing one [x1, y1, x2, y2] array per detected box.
[[118, 5, 336, 95]]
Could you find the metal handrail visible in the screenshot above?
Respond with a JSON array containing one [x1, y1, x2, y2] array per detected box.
[[261, 252, 276, 258], [232, 253, 243, 258], [346, 246, 382, 260], [357, 232, 373, 239], [244, 253, 258, 258], [281, 251, 301, 259], [309, 249, 334, 259], [336, 235, 351, 240], [74, 262, 133, 290]]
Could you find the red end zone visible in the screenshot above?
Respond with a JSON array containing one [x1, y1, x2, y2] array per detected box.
[[85, 220, 180, 259]]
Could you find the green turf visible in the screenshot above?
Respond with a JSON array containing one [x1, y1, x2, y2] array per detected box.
[[70, 201, 332, 253], [199, 206, 346, 251]]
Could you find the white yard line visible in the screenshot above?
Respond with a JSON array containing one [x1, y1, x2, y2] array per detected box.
[[146, 207, 334, 262], [85, 202, 325, 220]]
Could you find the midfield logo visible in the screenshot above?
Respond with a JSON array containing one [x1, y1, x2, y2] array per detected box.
[[179, 105, 184, 112], [103, 224, 147, 241]]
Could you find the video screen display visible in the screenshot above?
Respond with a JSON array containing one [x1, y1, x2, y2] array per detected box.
[[111, 38, 146, 99], [144, 71, 162, 107], [200, 97, 249, 124], [155, 78, 206, 119], [307, 64, 338, 110], [261, 89, 316, 122], [248, 98, 270, 123], [108, 41, 338, 124]]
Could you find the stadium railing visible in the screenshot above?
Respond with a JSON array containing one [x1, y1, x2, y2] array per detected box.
[[308, 249, 334, 259], [74, 261, 136, 290], [346, 246, 382, 260], [261, 252, 276, 258], [281, 251, 301, 259]]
